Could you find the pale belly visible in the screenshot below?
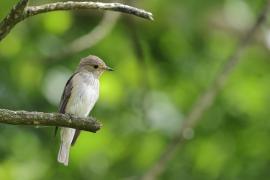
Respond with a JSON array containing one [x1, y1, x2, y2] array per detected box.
[[65, 82, 99, 117]]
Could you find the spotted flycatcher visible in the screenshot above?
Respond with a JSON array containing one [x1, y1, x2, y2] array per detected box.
[[56, 55, 113, 166]]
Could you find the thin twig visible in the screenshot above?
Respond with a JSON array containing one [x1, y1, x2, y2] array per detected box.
[[0, 109, 101, 132], [25, 1, 153, 20], [0, 1, 153, 41], [141, 1, 270, 180]]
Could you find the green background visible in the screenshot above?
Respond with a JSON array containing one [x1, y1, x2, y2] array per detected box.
[[1, 0, 270, 179]]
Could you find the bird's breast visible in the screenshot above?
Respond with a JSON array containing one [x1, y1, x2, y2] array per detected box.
[[65, 74, 99, 117]]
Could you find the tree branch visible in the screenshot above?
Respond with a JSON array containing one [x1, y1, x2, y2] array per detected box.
[[25, 1, 153, 20], [141, 1, 270, 180], [0, 109, 101, 132], [0, 0, 153, 41], [0, 0, 28, 41]]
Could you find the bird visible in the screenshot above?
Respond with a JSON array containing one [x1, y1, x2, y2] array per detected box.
[[56, 55, 113, 166]]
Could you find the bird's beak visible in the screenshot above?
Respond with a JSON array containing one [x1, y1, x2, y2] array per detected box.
[[105, 66, 114, 71]]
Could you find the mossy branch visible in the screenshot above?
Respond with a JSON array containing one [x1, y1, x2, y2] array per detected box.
[[0, 109, 101, 132]]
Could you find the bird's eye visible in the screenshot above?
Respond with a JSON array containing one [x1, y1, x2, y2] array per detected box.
[[93, 65, 98, 69]]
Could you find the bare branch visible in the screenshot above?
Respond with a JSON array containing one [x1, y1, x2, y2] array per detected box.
[[24, 1, 153, 20], [0, 0, 28, 41], [141, 1, 270, 180], [0, 1, 153, 41], [0, 109, 101, 132]]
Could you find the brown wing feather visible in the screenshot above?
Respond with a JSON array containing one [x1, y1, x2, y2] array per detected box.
[[59, 73, 77, 113], [55, 72, 82, 146], [54, 73, 77, 136], [71, 130, 81, 146]]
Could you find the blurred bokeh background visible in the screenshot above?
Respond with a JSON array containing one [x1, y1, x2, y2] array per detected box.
[[1, 0, 270, 179]]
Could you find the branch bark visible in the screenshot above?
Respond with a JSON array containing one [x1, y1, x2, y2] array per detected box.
[[0, 0, 153, 41], [0, 109, 101, 132], [0, 0, 28, 41], [141, 1, 270, 180]]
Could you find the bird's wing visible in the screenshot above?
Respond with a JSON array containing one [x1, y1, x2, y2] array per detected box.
[[59, 73, 77, 113], [71, 130, 81, 146], [54, 73, 77, 136]]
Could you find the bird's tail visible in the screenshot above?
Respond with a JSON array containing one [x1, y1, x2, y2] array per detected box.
[[58, 142, 71, 166], [57, 128, 75, 166]]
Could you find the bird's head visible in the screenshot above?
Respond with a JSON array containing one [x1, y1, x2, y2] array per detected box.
[[78, 55, 113, 77]]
